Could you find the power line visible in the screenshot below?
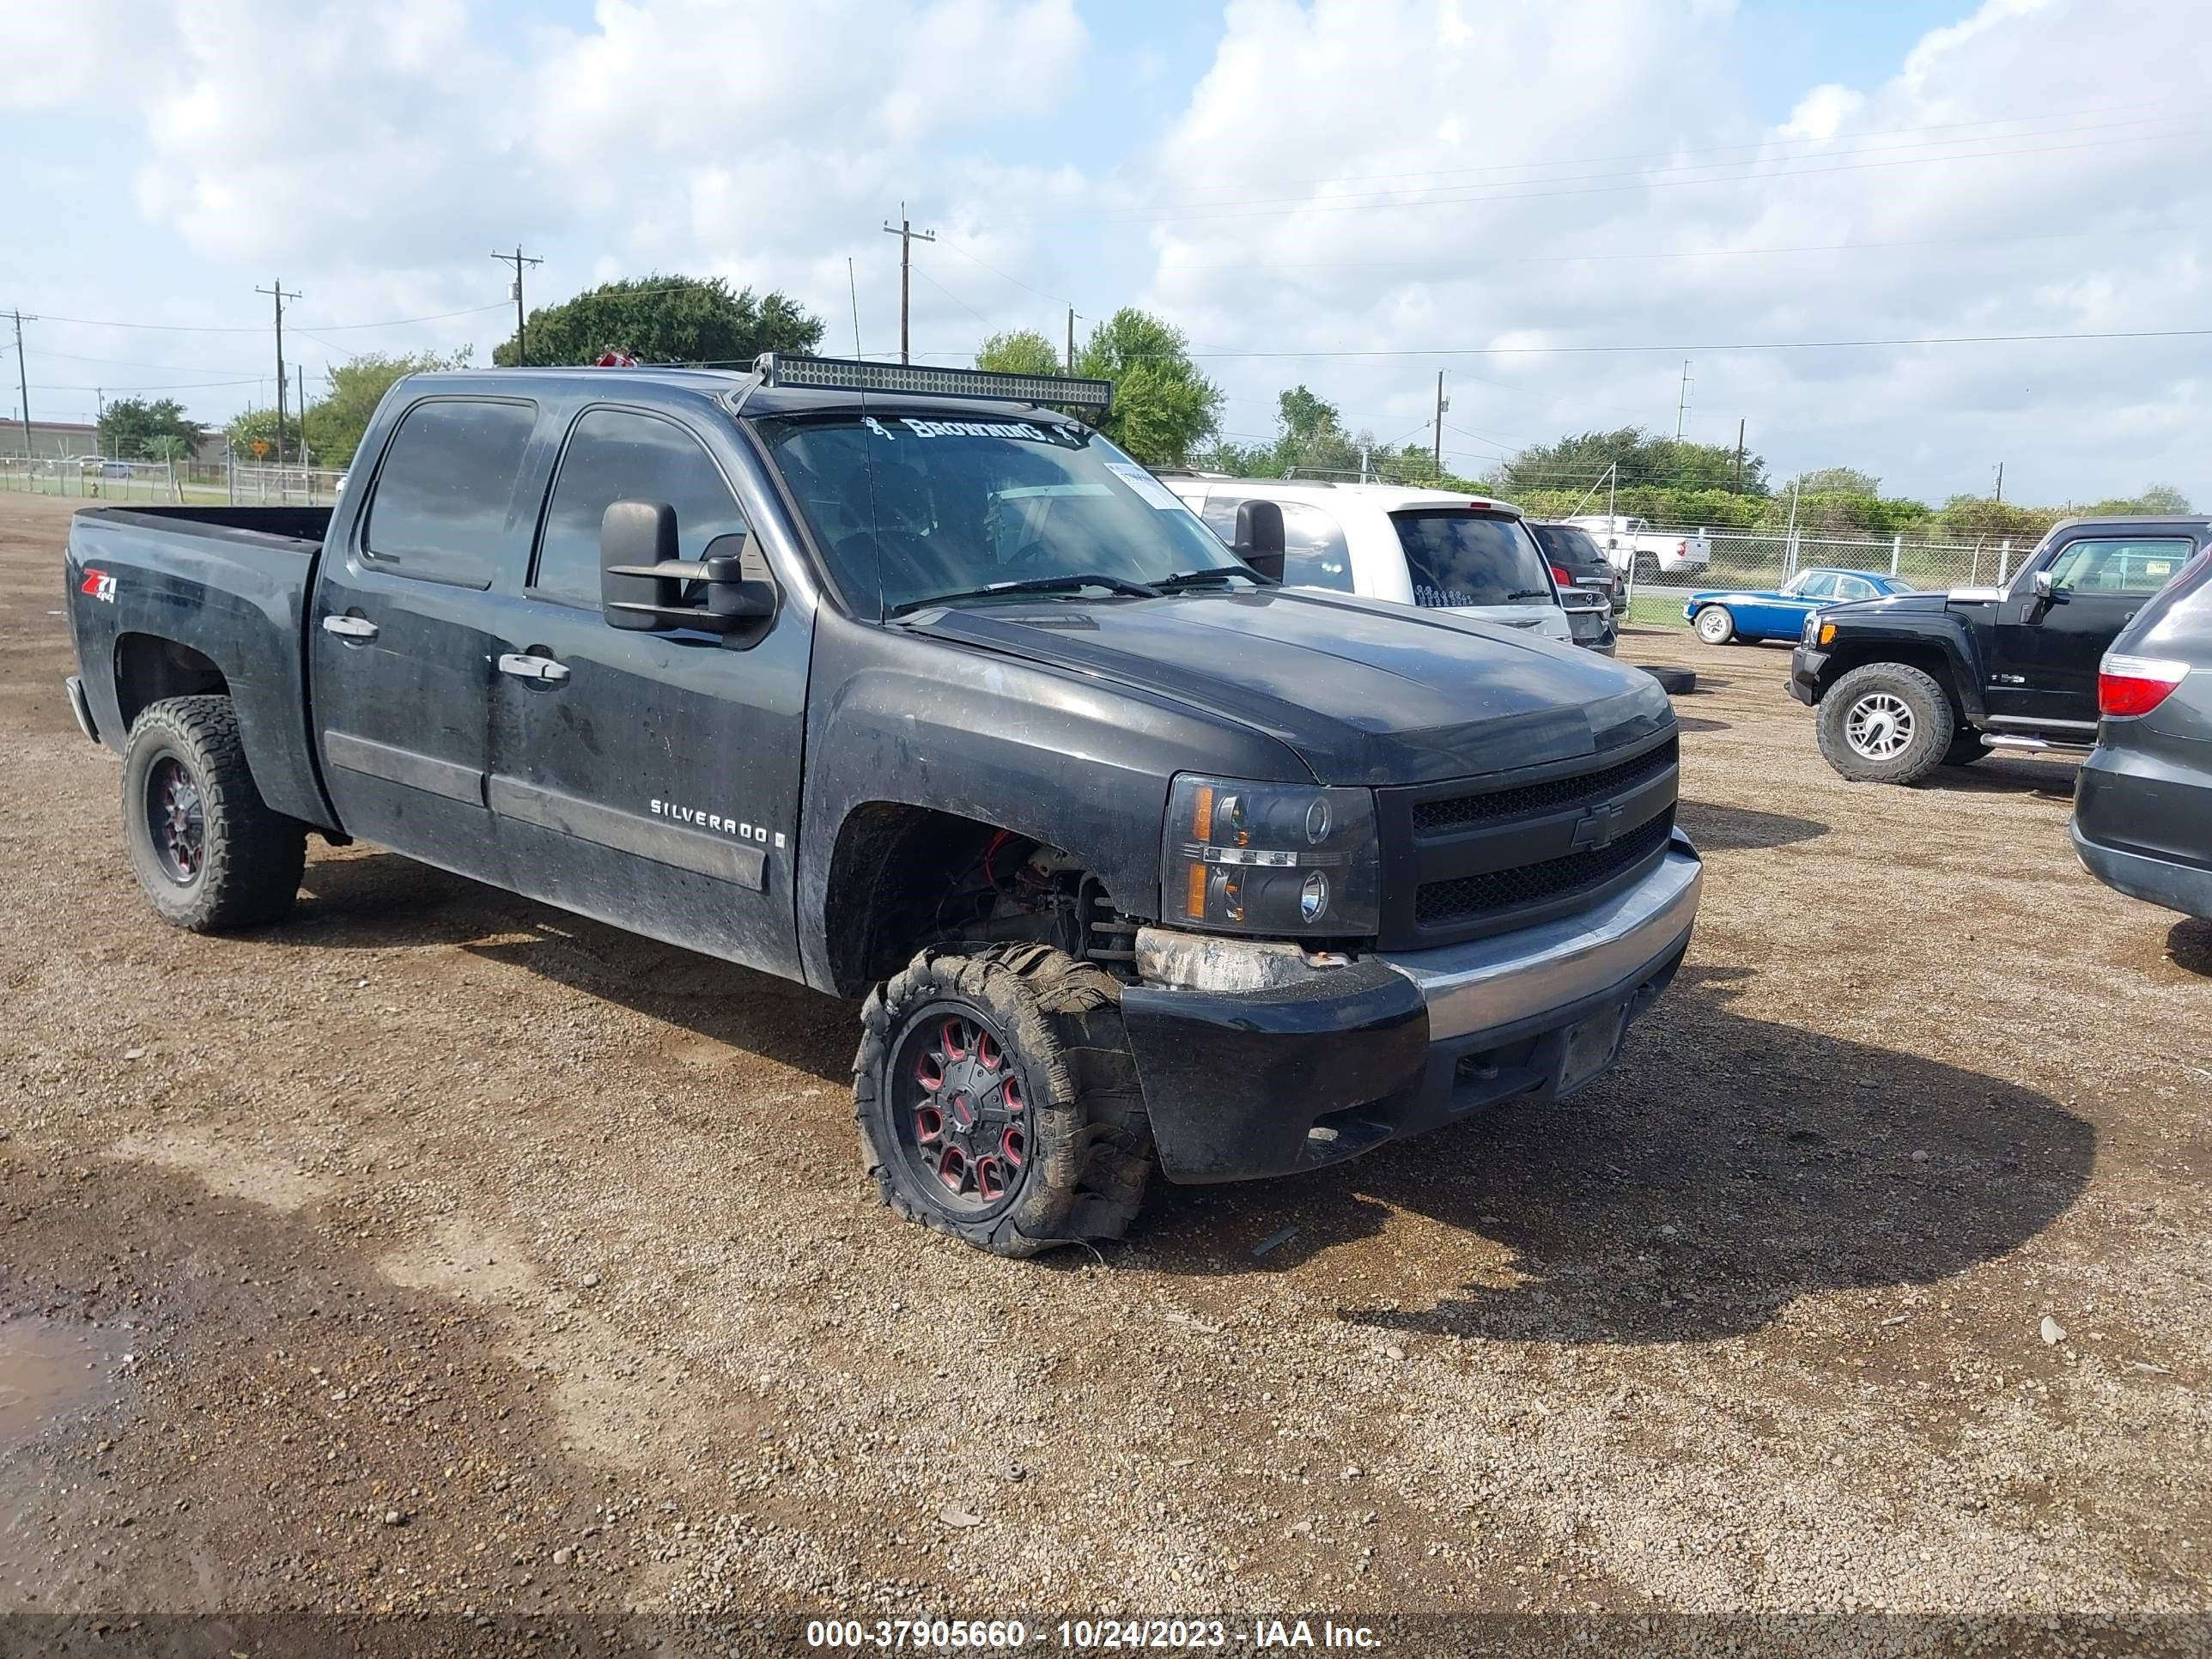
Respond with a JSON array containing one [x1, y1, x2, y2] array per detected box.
[[489, 246, 544, 364], [254, 279, 301, 467], [1158, 325, 2212, 361], [882, 204, 938, 366], [9, 309, 36, 458]]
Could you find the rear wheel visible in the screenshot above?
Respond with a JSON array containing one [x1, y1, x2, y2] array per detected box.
[[854, 944, 1153, 1257], [1692, 605, 1736, 645], [121, 696, 307, 932], [1815, 663, 1955, 785]]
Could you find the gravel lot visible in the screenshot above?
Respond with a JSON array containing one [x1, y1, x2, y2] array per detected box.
[[1, 489, 2208, 1649]]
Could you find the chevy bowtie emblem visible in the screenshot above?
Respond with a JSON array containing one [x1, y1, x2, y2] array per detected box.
[[1571, 802, 1622, 851]]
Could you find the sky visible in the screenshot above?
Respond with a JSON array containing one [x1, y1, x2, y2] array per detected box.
[[3, 0, 2207, 506]]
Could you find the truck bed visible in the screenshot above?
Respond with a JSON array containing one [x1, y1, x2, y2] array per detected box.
[[64, 504, 337, 830]]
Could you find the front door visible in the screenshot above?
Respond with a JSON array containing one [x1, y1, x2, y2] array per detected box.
[[1988, 535, 2193, 727], [309, 396, 541, 885], [485, 404, 811, 979]]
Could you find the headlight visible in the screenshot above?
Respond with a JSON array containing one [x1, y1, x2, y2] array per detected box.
[[1802, 612, 1823, 646], [1163, 775, 1381, 936]]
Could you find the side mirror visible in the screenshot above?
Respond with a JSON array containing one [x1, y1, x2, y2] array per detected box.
[[2032, 568, 2055, 601], [1234, 499, 1286, 583], [601, 501, 776, 636]]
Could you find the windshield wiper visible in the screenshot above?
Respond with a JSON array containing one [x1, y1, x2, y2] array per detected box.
[[1503, 589, 1554, 601], [892, 572, 1162, 616], [1155, 567, 1254, 592]]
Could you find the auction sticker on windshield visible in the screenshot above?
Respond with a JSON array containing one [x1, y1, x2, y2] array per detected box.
[[1103, 460, 1186, 512]]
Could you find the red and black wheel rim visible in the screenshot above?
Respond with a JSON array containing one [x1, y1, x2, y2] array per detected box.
[[890, 1002, 1032, 1220], [145, 756, 206, 886]]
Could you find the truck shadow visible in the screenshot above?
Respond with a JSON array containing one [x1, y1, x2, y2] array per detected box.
[[1919, 758, 2079, 800], [2167, 918, 2212, 978], [282, 850, 857, 1085], [1140, 963, 2096, 1346], [1673, 799, 1826, 851]]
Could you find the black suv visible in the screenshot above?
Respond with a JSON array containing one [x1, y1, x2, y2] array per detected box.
[[1529, 520, 1626, 615], [1789, 515, 2212, 784]]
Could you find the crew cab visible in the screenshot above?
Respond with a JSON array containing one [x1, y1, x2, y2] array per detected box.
[[61, 355, 1701, 1258], [1789, 515, 2212, 784]]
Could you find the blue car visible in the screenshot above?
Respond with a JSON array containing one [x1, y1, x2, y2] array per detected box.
[[1684, 567, 1914, 645]]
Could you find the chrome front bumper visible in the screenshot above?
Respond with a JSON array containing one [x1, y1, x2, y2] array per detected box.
[[1383, 830, 1703, 1039]]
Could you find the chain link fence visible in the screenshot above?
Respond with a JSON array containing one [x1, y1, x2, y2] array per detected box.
[[0, 457, 346, 507], [1627, 526, 2034, 617]]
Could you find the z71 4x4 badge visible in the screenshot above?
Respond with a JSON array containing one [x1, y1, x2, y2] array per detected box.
[[80, 568, 116, 603]]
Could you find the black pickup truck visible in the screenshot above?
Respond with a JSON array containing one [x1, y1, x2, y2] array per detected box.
[[61, 355, 1702, 1256], [1789, 514, 2212, 783]]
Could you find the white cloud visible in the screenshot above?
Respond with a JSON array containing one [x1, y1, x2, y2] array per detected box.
[[8, 0, 2212, 502]]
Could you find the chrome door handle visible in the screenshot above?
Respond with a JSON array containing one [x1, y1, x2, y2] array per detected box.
[[496, 653, 570, 684], [321, 614, 378, 641]]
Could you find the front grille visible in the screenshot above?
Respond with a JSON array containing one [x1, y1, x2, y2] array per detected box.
[[1413, 807, 1674, 928], [1412, 736, 1678, 837]]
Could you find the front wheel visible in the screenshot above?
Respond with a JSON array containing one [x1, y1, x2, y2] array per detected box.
[[1692, 605, 1736, 645], [854, 944, 1155, 1257], [122, 696, 307, 931], [1815, 663, 1957, 785]]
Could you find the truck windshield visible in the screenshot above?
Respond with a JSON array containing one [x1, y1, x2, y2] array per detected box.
[[1391, 510, 1555, 608], [752, 410, 1246, 616]]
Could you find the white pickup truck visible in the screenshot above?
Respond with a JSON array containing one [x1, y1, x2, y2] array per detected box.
[[1563, 515, 1711, 579]]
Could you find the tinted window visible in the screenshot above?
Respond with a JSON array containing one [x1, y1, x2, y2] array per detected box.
[[534, 409, 750, 607], [2046, 537, 2193, 598], [756, 412, 1233, 614], [1200, 495, 1352, 592], [1391, 511, 1553, 608], [1529, 523, 1603, 566], [363, 399, 537, 586]]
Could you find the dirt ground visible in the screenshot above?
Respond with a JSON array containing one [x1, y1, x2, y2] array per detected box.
[[2, 489, 2208, 1650]]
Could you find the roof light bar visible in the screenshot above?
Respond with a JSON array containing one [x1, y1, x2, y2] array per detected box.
[[753, 352, 1112, 414]]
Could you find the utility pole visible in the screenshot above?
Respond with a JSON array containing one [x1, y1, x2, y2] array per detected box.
[[1066, 306, 1076, 374], [1431, 370, 1447, 476], [255, 280, 300, 465], [1993, 461, 2004, 504], [490, 246, 544, 365], [296, 363, 309, 465], [880, 203, 935, 365], [1674, 359, 1692, 441], [7, 309, 33, 463], [1733, 417, 1745, 493]]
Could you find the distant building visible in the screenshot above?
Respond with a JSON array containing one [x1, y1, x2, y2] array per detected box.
[[0, 419, 100, 460]]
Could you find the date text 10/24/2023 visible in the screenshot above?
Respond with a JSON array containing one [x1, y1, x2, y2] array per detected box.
[[805, 1619, 1383, 1650]]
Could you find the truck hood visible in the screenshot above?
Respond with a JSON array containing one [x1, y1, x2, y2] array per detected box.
[[1832, 590, 1973, 617], [902, 588, 1673, 786]]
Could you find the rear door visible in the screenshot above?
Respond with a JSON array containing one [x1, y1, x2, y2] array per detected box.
[[1990, 535, 2193, 727], [309, 396, 540, 883], [485, 404, 810, 978]]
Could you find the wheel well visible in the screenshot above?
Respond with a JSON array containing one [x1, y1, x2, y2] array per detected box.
[[823, 805, 1039, 999], [1820, 643, 1966, 719], [114, 635, 228, 732]]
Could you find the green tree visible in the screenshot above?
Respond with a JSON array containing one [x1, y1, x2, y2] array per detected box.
[[974, 329, 1064, 377], [494, 274, 822, 368], [97, 397, 202, 460], [300, 349, 471, 468], [1791, 466, 1881, 495], [223, 407, 288, 463], [1073, 309, 1224, 465], [2082, 482, 2191, 514], [1490, 427, 1767, 498]]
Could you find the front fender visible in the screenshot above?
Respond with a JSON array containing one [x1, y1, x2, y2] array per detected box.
[[794, 609, 1308, 994], [1823, 613, 1987, 725]]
